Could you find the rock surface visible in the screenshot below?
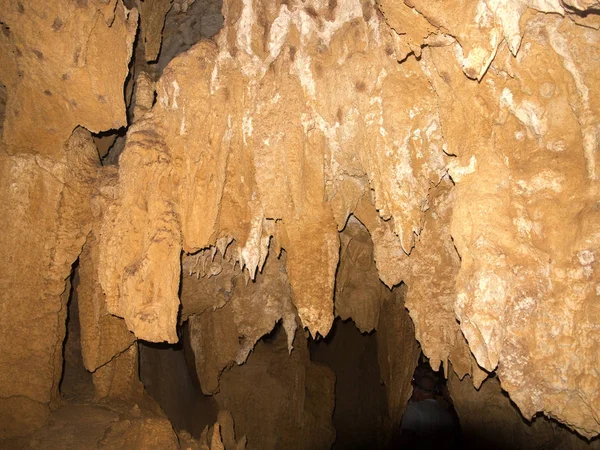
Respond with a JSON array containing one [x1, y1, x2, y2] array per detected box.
[[0, 0, 137, 438], [98, 0, 449, 342], [215, 325, 336, 450], [185, 248, 297, 394], [0, 0, 137, 156], [1, 0, 600, 442], [0, 395, 182, 450], [0, 129, 101, 437]]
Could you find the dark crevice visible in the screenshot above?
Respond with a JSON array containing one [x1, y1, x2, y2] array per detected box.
[[156, 0, 224, 76], [310, 317, 389, 450], [390, 354, 462, 449], [0, 82, 7, 139], [139, 321, 218, 438], [59, 260, 93, 401]]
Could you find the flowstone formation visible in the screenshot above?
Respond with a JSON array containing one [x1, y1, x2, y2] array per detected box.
[[1, 0, 600, 445]]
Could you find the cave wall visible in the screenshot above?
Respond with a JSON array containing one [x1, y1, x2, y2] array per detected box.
[[215, 324, 336, 450], [0, 0, 137, 437], [0, 128, 101, 437], [1, 0, 600, 443], [385, 4, 600, 437]]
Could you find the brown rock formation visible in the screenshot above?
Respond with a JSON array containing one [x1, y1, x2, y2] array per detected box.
[[2, 0, 600, 445], [215, 325, 336, 450], [0, 0, 137, 438], [98, 0, 449, 343], [0, 0, 137, 156], [184, 248, 297, 394], [376, 284, 421, 434], [449, 371, 600, 449], [0, 129, 101, 436]]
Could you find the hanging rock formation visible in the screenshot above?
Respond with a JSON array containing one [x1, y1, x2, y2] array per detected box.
[[98, 0, 449, 344], [380, 1, 600, 437], [182, 247, 298, 394], [449, 371, 600, 449], [1, 0, 600, 444]]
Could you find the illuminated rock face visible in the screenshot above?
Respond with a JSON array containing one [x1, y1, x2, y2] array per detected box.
[[0, 0, 137, 437], [381, 2, 600, 437], [1, 0, 600, 442], [100, 0, 447, 342]]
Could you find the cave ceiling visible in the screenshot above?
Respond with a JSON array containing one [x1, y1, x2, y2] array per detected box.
[[1, 0, 600, 440]]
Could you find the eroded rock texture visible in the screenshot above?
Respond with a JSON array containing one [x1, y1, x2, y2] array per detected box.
[[0, 0, 137, 156], [449, 372, 600, 449], [0, 0, 137, 438], [380, 2, 600, 437], [334, 218, 421, 439], [183, 248, 297, 394], [99, 0, 449, 343], [2, 0, 600, 443], [0, 129, 101, 436], [215, 325, 336, 450], [96, 0, 600, 438]]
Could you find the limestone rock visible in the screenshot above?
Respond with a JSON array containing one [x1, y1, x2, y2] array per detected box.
[[138, 0, 174, 63], [414, 12, 600, 437], [185, 248, 297, 394], [0, 0, 138, 436], [334, 217, 390, 332], [79, 229, 135, 373], [376, 286, 421, 431], [0, 129, 100, 437], [0, 0, 138, 156], [3, 0, 600, 441], [99, 115, 182, 343], [194, 411, 248, 450], [562, 0, 600, 11], [92, 344, 144, 401], [214, 325, 336, 450], [449, 372, 600, 449], [100, 0, 449, 341], [0, 396, 181, 450], [380, 0, 566, 78], [99, 416, 180, 450], [391, 177, 484, 381], [157, 0, 224, 73]]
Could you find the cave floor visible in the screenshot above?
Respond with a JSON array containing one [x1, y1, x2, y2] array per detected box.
[[2, 402, 121, 450], [0, 394, 179, 450]]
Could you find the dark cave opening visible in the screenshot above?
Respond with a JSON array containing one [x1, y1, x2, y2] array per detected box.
[[0, 81, 6, 138], [391, 355, 462, 450], [310, 317, 389, 450], [59, 260, 94, 402], [309, 315, 465, 450], [139, 321, 218, 438]]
